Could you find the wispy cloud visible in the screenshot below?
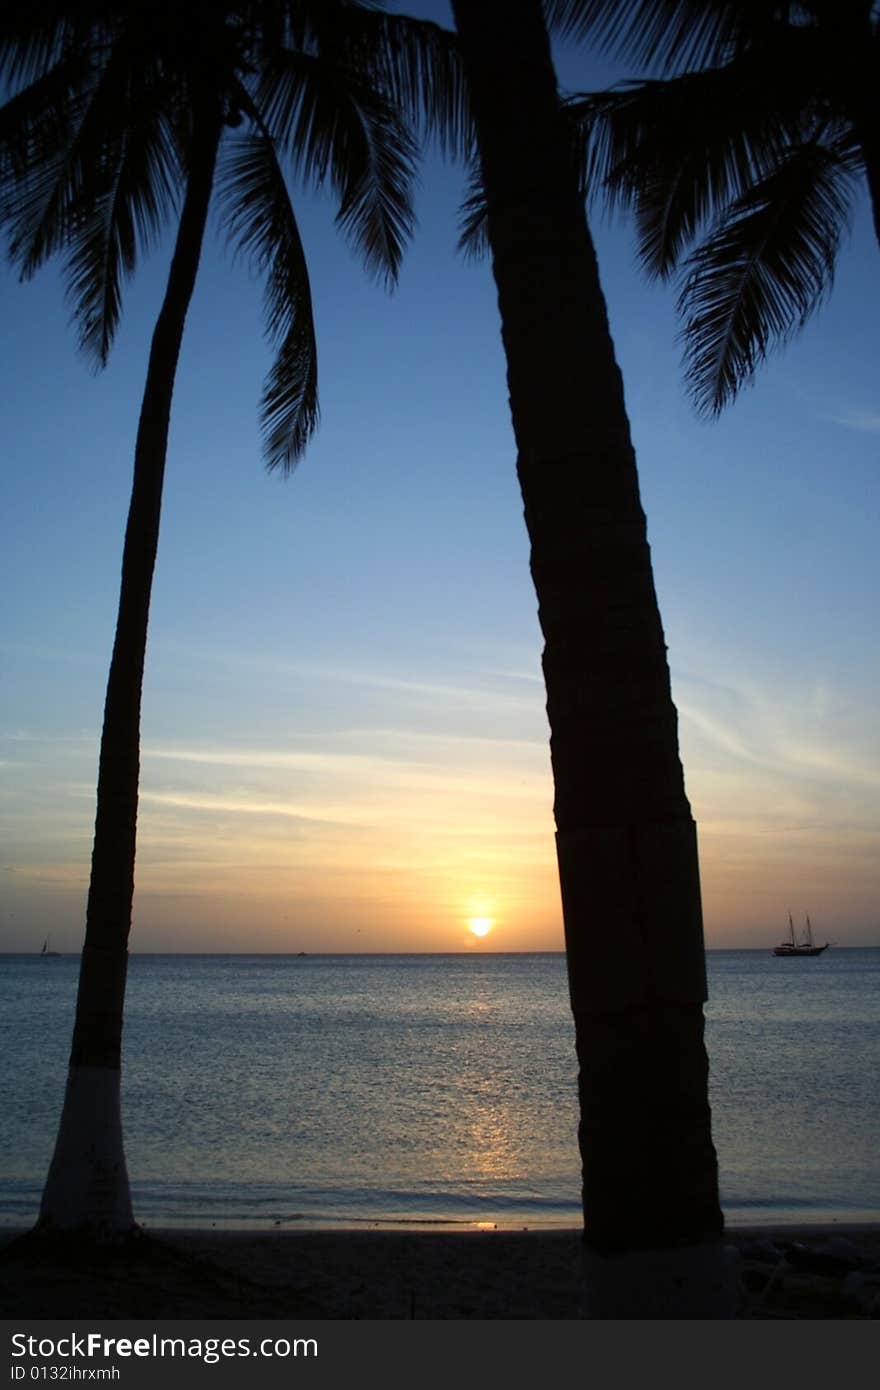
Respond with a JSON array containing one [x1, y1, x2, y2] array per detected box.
[[144, 728, 547, 770], [151, 641, 543, 712], [675, 669, 880, 853], [830, 407, 880, 435], [138, 789, 353, 827]]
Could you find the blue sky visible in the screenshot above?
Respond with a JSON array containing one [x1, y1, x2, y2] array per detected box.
[[2, 3, 878, 953]]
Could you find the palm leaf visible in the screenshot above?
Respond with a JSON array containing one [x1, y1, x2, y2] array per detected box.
[[2, 30, 182, 363], [678, 139, 857, 413], [456, 152, 489, 258], [571, 59, 812, 277], [333, 85, 417, 285], [259, 43, 417, 286], [0, 3, 112, 89], [2, 36, 135, 279], [64, 95, 181, 364], [216, 124, 319, 471], [331, 7, 471, 160], [544, 1, 812, 73], [0, 50, 94, 196]]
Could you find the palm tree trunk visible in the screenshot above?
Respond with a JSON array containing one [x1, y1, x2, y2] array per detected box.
[[450, 0, 731, 1316], [37, 107, 222, 1239], [841, 7, 880, 251], [854, 101, 880, 251]]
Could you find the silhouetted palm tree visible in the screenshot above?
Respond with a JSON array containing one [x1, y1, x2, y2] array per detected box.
[[451, 0, 729, 1315], [554, 0, 879, 412], [0, 0, 461, 1238]]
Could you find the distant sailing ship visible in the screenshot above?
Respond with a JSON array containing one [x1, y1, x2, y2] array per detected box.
[[773, 913, 829, 958], [40, 936, 61, 958]]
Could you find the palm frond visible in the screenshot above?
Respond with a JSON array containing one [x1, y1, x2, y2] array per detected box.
[[64, 101, 181, 364], [456, 153, 489, 258], [2, 33, 183, 364], [216, 125, 319, 471], [571, 62, 807, 277], [333, 85, 417, 284], [544, 1, 813, 73], [259, 45, 417, 285], [332, 8, 471, 160], [2, 37, 134, 279], [678, 140, 856, 413], [0, 50, 93, 194], [0, 4, 111, 89]]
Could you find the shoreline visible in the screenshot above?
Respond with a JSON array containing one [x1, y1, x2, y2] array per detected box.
[[3, 1221, 879, 1319], [6, 1204, 879, 1237]]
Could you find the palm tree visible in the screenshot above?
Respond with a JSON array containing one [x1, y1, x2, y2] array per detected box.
[[0, 0, 462, 1239], [450, 0, 730, 1315], [554, 0, 878, 413]]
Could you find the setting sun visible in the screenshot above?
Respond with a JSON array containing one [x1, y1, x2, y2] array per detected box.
[[468, 917, 494, 938]]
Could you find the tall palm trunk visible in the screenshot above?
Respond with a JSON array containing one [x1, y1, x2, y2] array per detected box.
[[859, 131, 880, 250], [37, 106, 222, 1238], [451, 0, 730, 1315], [832, 4, 880, 252], [853, 71, 880, 251]]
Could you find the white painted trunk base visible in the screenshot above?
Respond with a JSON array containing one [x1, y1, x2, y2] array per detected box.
[[582, 1240, 739, 1319], [38, 1066, 135, 1236]]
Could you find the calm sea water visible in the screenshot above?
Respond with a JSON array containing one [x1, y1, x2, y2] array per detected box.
[[1, 950, 878, 1230]]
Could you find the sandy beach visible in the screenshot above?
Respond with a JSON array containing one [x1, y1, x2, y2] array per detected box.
[[2, 1223, 879, 1319]]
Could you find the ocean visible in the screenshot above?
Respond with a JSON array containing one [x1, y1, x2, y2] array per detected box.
[[1, 949, 878, 1231]]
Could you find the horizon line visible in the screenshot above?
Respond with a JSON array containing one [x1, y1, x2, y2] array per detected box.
[[5, 945, 876, 957]]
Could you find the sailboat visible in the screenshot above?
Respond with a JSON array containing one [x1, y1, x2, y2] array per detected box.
[[773, 913, 829, 958], [40, 936, 61, 958]]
